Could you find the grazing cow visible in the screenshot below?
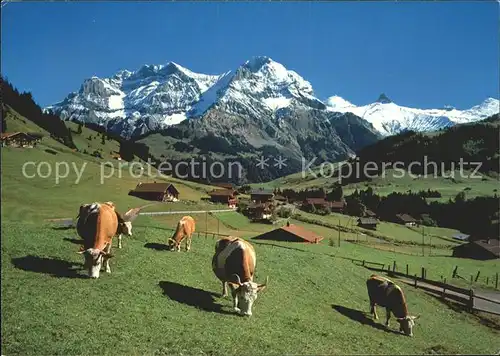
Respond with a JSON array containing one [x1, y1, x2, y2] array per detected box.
[[76, 202, 118, 278], [212, 236, 268, 316], [167, 216, 196, 252], [115, 206, 143, 249], [366, 274, 420, 336]]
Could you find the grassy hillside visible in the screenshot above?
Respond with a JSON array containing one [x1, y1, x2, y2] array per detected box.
[[2, 220, 499, 355]]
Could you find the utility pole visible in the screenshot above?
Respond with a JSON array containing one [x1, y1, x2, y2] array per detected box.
[[205, 211, 208, 238], [338, 219, 341, 247], [421, 225, 425, 257]]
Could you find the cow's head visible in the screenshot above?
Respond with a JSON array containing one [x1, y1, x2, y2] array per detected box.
[[119, 221, 133, 236], [119, 207, 142, 237], [397, 315, 420, 336], [167, 237, 180, 251], [229, 274, 269, 317], [78, 247, 113, 279]]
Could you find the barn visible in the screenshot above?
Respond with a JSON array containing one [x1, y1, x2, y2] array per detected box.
[[357, 217, 378, 230], [208, 189, 238, 208], [452, 239, 500, 260], [128, 182, 179, 202], [1, 132, 42, 147], [252, 222, 323, 244], [395, 213, 418, 227]]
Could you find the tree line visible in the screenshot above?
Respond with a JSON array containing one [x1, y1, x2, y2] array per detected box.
[[1, 77, 76, 148], [347, 187, 499, 239]]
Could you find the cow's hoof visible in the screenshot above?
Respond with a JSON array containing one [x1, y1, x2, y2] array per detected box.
[[234, 307, 241, 313]]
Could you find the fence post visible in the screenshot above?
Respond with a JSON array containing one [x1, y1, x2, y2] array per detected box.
[[496, 273, 499, 289], [393, 261, 396, 272], [470, 275, 473, 284], [421, 267, 425, 280], [452, 266, 458, 278], [406, 264, 409, 276], [468, 289, 474, 312], [414, 274, 418, 288], [486, 277, 489, 285], [475, 270, 481, 282], [362, 260, 365, 267]]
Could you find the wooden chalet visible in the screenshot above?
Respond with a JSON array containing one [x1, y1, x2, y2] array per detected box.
[[253, 222, 323, 244], [214, 183, 237, 191], [452, 239, 500, 260], [1, 132, 43, 148], [395, 213, 417, 227], [250, 188, 275, 203], [247, 202, 274, 221], [302, 198, 345, 213], [128, 182, 179, 202], [357, 217, 378, 230], [208, 189, 238, 208], [274, 194, 288, 205]]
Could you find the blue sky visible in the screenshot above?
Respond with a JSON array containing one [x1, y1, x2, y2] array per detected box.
[[2, 1, 498, 109]]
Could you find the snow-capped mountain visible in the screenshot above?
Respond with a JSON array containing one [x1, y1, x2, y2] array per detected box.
[[47, 57, 498, 139], [326, 93, 499, 136], [47, 57, 329, 138]]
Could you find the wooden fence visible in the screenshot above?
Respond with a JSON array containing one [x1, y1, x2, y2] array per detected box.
[[351, 258, 500, 316]]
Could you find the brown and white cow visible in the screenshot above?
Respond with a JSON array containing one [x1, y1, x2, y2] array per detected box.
[[212, 236, 268, 316], [115, 206, 143, 249], [167, 216, 196, 252], [76, 202, 119, 278], [366, 274, 420, 336]]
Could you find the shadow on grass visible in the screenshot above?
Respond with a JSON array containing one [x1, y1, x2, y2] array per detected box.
[[11, 255, 87, 279], [331, 304, 402, 335], [63, 237, 84, 245], [52, 226, 75, 231], [145, 242, 170, 251], [159, 281, 234, 315]]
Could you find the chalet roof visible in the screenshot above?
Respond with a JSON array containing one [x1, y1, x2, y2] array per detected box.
[[280, 224, 324, 243], [305, 198, 328, 205], [453, 239, 500, 258], [1, 132, 21, 139], [304, 198, 344, 208], [358, 217, 378, 225], [1, 132, 43, 140], [329, 201, 345, 209], [395, 213, 417, 223], [365, 210, 377, 217], [248, 202, 272, 210], [214, 183, 235, 189], [131, 182, 178, 193], [250, 189, 274, 196], [472, 239, 500, 257], [208, 189, 235, 197]]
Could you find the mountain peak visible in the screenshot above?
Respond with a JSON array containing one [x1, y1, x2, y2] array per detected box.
[[244, 56, 274, 71], [376, 93, 392, 104]]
